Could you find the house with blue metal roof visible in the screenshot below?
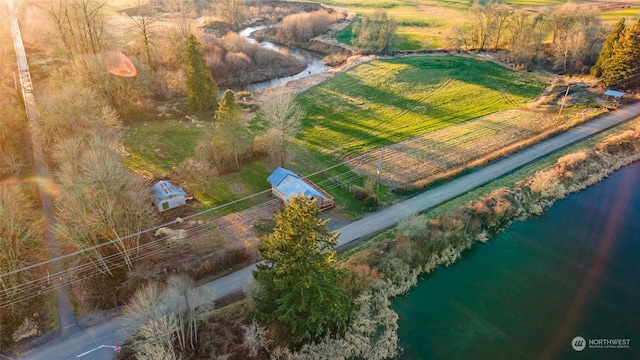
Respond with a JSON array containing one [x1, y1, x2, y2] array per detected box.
[[267, 167, 334, 210], [151, 180, 188, 212]]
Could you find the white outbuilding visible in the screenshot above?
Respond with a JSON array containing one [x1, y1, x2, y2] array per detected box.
[[151, 180, 187, 212]]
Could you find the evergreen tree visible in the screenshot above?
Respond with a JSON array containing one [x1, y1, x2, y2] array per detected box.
[[213, 89, 251, 170], [184, 35, 218, 111], [591, 18, 626, 78], [601, 19, 640, 86], [252, 196, 352, 347]]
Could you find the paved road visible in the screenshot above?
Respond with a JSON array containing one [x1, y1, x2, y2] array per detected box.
[[12, 102, 640, 360]]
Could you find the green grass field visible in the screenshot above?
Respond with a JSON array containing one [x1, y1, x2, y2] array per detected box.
[[312, 0, 594, 50], [600, 9, 640, 24], [123, 119, 272, 211], [295, 56, 547, 159], [124, 119, 207, 177]]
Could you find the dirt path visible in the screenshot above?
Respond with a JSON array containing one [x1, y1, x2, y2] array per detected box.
[[6, 0, 79, 337]]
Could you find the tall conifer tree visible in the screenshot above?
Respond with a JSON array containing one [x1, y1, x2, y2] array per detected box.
[[601, 19, 640, 86], [184, 35, 218, 111], [591, 18, 626, 78], [252, 196, 352, 347], [213, 90, 250, 170]]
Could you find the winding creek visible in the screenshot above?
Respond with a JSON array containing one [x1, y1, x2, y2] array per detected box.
[[393, 162, 640, 359], [238, 25, 328, 91]]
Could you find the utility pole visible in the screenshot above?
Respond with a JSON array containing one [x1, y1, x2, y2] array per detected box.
[[558, 84, 571, 119], [376, 146, 383, 202]]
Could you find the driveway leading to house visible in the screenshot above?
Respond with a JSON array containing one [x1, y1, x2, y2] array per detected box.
[[12, 102, 640, 360]]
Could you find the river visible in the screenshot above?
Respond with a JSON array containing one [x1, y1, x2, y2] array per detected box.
[[238, 25, 328, 91], [393, 162, 640, 359]]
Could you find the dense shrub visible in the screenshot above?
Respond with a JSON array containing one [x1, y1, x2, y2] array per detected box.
[[201, 33, 305, 87], [193, 247, 251, 281], [362, 195, 377, 211], [352, 187, 371, 201], [278, 10, 336, 44]]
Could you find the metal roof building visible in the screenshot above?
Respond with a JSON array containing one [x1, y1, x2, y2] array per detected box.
[[604, 89, 625, 99], [151, 180, 187, 212], [267, 167, 334, 210]]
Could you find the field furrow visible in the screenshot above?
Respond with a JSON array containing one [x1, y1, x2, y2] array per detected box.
[[349, 109, 564, 187]]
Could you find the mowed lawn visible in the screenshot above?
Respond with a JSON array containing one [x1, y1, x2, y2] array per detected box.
[[123, 119, 272, 210], [295, 56, 547, 160]]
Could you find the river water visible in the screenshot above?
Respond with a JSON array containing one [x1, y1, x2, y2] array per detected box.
[[393, 162, 640, 359], [238, 26, 328, 91]]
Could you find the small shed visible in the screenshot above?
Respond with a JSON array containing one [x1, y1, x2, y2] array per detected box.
[[151, 180, 187, 212], [267, 167, 334, 210]]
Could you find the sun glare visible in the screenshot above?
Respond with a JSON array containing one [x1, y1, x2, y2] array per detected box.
[[106, 50, 137, 77]]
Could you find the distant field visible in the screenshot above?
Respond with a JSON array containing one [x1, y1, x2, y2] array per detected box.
[[311, 0, 596, 50], [295, 56, 547, 159], [310, 0, 466, 49], [600, 9, 640, 24]]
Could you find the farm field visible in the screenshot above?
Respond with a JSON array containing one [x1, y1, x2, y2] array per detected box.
[[314, 0, 640, 49], [349, 107, 602, 189], [600, 8, 640, 24], [295, 55, 547, 160]]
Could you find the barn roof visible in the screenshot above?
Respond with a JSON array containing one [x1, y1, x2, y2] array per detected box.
[[152, 180, 187, 202], [267, 167, 328, 201]]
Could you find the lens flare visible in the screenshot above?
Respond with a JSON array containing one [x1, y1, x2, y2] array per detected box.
[[106, 51, 137, 77]]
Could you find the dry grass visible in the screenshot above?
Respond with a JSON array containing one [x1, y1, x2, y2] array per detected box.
[[350, 107, 603, 189]]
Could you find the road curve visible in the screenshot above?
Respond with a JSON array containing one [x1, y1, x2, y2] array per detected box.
[[12, 103, 640, 360]]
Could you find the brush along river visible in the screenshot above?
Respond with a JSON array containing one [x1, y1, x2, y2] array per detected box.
[[393, 162, 640, 359]]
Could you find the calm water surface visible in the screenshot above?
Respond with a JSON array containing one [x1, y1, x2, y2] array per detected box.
[[393, 162, 640, 359]]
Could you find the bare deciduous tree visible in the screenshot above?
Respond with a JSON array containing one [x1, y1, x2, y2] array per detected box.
[[0, 182, 45, 304], [45, 0, 108, 59], [125, 275, 215, 358], [242, 320, 271, 358], [163, 0, 193, 38], [217, 0, 247, 29], [352, 10, 398, 55], [258, 87, 305, 168], [126, 0, 159, 71]]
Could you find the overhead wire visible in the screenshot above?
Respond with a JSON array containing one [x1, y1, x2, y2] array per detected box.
[[1, 126, 416, 308]]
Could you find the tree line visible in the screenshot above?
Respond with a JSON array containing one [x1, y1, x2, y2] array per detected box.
[[445, 1, 606, 73]]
